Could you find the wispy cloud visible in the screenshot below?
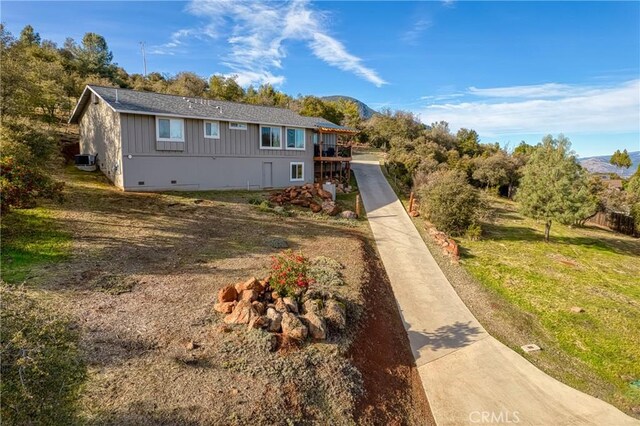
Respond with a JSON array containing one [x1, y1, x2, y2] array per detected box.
[[420, 80, 640, 135], [401, 19, 432, 45], [153, 0, 386, 87]]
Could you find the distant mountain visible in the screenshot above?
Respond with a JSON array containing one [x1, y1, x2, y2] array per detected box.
[[578, 151, 640, 178], [321, 95, 378, 120]]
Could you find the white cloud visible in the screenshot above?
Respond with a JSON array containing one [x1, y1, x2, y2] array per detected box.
[[156, 0, 385, 87], [420, 80, 640, 136], [401, 19, 432, 45]]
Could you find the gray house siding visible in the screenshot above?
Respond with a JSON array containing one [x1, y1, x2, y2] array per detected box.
[[78, 97, 123, 188], [119, 113, 314, 191]]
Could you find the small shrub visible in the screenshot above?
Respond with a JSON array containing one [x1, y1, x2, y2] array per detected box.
[[269, 250, 311, 297], [266, 237, 289, 249], [0, 156, 64, 213], [417, 170, 481, 236], [308, 256, 344, 287], [465, 223, 483, 241], [248, 196, 263, 205], [1, 286, 86, 424], [258, 200, 272, 212]]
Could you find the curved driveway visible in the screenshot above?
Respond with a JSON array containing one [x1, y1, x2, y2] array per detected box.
[[352, 157, 638, 426]]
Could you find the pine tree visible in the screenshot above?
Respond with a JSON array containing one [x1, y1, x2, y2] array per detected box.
[[517, 135, 596, 241]]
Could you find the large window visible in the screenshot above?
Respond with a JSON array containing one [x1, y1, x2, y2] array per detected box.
[[260, 125, 282, 149], [156, 117, 184, 142], [286, 128, 305, 150], [204, 121, 220, 139], [290, 162, 304, 181]]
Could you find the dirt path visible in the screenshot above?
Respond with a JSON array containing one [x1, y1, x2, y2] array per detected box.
[[349, 241, 435, 425]]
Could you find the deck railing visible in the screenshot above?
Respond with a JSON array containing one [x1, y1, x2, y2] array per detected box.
[[314, 142, 352, 159]]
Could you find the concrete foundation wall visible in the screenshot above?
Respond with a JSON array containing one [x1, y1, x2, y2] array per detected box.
[[122, 155, 313, 191]]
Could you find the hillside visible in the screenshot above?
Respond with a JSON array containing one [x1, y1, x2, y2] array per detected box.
[[579, 151, 640, 178], [321, 95, 378, 120]]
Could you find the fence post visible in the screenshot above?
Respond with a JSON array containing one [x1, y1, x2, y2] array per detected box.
[[356, 194, 361, 218], [408, 191, 415, 213]]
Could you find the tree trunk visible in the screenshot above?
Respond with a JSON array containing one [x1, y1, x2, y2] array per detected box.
[[507, 183, 514, 199], [544, 220, 552, 242]]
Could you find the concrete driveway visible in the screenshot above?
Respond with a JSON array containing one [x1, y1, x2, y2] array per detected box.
[[352, 157, 638, 425]]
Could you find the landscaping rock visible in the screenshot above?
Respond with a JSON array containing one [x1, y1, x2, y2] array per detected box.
[[309, 202, 322, 213], [274, 297, 288, 313], [300, 312, 327, 340], [240, 289, 258, 302], [570, 306, 585, 313], [317, 188, 333, 199], [214, 301, 237, 314], [266, 308, 282, 332], [324, 299, 346, 330], [236, 277, 263, 293], [224, 301, 257, 325], [322, 200, 340, 216], [218, 285, 238, 303], [247, 315, 269, 330], [282, 297, 299, 314], [281, 312, 308, 341], [303, 299, 322, 315], [340, 210, 357, 220], [252, 301, 266, 315]]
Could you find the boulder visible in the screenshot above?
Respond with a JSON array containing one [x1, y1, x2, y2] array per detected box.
[[318, 188, 332, 199], [309, 202, 322, 213], [247, 315, 269, 330], [214, 301, 237, 314], [252, 301, 266, 315], [322, 201, 340, 216], [271, 291, 282, 300], [266, 307, 283, 332], [224, 301, 258, 325], [274, 297, 288, 313], [340, 210, 357, 220], [281, 312, 308, 341], [235, 277, 263, 293], [570, 306, 585, 313], [303, 299, 322, 315], [218, 285, 238, 303], [324, 299, 346, 331], [240, 289, 258, 302], [282, 297, 299, 314], [300, 312, 327, 340], [409, 210, 420, 217]]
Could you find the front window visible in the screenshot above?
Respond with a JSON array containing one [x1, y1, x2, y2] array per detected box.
[[290, 162, 304, 181], [156, 117, 184, 142], [286, 128, 305, 150], [261, 126, 282, 149], [204, 121, 220, 139]]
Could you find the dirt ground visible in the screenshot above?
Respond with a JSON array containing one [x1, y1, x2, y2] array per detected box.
[[29, 168, 433, 425]]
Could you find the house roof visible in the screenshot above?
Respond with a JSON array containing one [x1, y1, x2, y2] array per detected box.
[[69, 85, 357, 133]]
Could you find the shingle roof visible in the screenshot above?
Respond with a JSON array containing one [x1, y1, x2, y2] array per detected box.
[[69, 85, 355, 132]]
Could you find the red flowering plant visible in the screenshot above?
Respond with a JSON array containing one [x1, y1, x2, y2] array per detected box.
[[268, 250, 312, 298]]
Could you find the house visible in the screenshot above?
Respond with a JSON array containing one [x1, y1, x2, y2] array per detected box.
[[68, 85, 357, 191]]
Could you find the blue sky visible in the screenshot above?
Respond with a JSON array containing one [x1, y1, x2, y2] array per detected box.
[[3, 0, 639, 157]]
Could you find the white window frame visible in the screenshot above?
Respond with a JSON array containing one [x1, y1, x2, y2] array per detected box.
[[203, 120, 220, 139], [290, 162, 304, 182], [229, 122, 247, 130], [285, 127, 306, 151], [260, 125, 282, 150], [156, 116, 185, 142]]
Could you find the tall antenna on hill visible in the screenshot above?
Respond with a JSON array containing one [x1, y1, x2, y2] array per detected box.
[[139, 42, 147, 77]]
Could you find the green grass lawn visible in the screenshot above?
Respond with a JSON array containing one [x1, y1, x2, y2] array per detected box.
[[458, 197, 640, 411], [1, 206, 71, 284]]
